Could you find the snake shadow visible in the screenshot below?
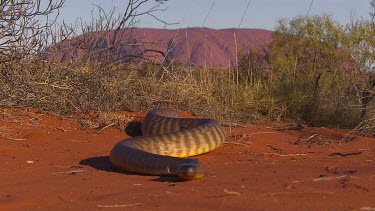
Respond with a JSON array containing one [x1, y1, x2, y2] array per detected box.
[[79, 156, 118, 172], [79, 156, 186, 183], [79, 119, 143, 173], [79, 120, 143, 173]]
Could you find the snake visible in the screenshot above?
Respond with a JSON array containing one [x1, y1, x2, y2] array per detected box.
[[109, 108, 225, 180]]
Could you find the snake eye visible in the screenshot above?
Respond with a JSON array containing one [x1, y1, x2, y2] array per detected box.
[[176, 163, 204, 180]]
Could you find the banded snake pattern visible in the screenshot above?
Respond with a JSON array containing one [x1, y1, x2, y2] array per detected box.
[[109, 108, 225, 180]]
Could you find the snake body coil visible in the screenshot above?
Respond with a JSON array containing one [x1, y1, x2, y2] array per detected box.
[[109, 108, 225, 180]]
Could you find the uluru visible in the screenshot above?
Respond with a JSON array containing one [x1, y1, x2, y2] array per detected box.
[[52, 27, 272, 67]]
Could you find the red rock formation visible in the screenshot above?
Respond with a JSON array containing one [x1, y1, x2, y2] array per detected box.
[[51, 27, 272, 67]]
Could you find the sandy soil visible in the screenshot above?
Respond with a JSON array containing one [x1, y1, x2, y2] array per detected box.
[[1, 107, 374, 210]]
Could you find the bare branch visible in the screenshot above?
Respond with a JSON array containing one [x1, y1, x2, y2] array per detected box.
[[49, 0, 173, 66], [0, 0, 64, 62]]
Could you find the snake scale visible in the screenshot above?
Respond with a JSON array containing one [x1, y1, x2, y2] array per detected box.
[[109, 108, 225, 180]]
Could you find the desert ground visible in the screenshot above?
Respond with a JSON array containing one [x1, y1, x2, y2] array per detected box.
[[1, 107, 374, 210]]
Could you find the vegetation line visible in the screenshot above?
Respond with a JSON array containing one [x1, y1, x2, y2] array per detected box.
[[1, 0, 375, 136]]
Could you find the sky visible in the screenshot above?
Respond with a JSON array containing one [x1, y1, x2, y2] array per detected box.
[[56, 0, 372, 31]]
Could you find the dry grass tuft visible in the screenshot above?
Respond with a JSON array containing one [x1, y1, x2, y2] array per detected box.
[[295, 133, 330, 146], [0, 58, 272, 127]]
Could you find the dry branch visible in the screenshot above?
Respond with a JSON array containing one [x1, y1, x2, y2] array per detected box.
[[265, 153, 309, 157], [97, 203, 144, 208], [0, 0, 63, 62], [97, 122, 117, 133], [0, 132, 27, 141], [329, 151, 362, 157]]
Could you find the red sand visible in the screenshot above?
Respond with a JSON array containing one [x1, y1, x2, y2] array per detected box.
[[1, 107, 374, 210]]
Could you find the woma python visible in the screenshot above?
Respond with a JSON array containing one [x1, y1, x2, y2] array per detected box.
[[109, 108, 225, 180]]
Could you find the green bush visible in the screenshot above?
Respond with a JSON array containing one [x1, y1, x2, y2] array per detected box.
[[237, 14, 375, 127]]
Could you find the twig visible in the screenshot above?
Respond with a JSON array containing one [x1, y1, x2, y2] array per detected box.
[[250, 132, 284, 135], [236, 134, 251, 142], [68, 140, 92, 143], [329, 151, 362, 157], [313, 175, 355, 182], [97, 122, 117, 133], [265, 190, 334, 197], [267, 144, 282, 151], [220, 122, 248, 127], [269, 123, 304, 131], [142, 98, 180, 106], [35, 82, 73, 90], [53, 170, 86, 175], [360, 206, 375, 211], [0, 133, 27, 141], [224, 141, 250, 147], [224, 189, 241, 196], [97, 203, 144, 208], [265, 153, 309, 157], [57, 195, 67, 203], [295, 133, 329, 146]]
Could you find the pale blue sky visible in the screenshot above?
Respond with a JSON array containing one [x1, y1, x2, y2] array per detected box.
[[57, 0, 371, 30]]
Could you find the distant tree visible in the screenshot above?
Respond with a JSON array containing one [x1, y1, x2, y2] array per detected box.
[[267, 12, 375, 125], [237, 47, 269, 86], [346, 18, 375, 119], [246, 14, 375, 126]]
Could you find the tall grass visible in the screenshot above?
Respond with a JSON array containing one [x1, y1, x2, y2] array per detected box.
[[0, 57, 279, 124], [0, 49, 371, 130]]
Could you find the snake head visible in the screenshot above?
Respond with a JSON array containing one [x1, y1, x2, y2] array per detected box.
[[176, 163, 204, 180]]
